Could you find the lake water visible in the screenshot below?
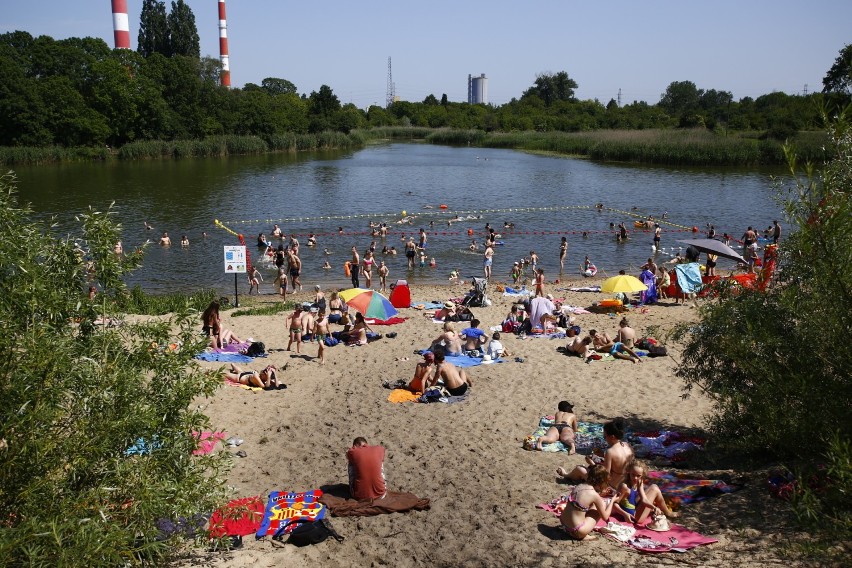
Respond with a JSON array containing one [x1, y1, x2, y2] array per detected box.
[[14, 143, 784, 295]]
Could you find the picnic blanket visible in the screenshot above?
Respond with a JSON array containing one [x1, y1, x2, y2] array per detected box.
[[195, 352, 252, 363], [256, 490, 326, 538], [365, 317, 408, 325], [527, 417, 609, 453], [633, 430, 706, 462], [647, 470, 742, 507], [536, 495, 717, 552], [208, 495, 265, 537], [193, 431, 227, 455], [319, 490, 430, 517]]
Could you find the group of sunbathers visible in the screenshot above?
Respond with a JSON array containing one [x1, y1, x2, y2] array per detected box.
[[566, 317, 642, 363]]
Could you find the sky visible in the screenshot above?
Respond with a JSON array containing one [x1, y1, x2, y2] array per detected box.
[[2, 1, 850, 109]]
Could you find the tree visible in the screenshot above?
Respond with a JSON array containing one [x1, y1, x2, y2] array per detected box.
[[659, 80, 702, 115], [423, 94, 439, 106], [0, 175, 229, 565], [261, 77, 298, 96], [522, 71, 578, 106], [167, 0, 199, 58], [822, 43, 852, 95], [138, 0, 169, 58], [441, 93, 448, 106]]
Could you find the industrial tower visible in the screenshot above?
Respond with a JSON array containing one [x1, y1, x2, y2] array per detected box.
[[386, 57, 395, 108]]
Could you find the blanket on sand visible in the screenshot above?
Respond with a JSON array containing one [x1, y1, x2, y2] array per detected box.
[[192, 431, 227, 455], [536, 495, 717, 552], [208, 495, 265, 537], [319, 490, 430, 517], [527, 417, 609, 453], [647, 470, 742, 507], [415, 350, 505, 368], [256, 490, 326, 538], [195, 352, 252, 363]]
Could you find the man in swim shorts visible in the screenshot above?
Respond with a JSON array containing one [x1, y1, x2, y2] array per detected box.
[[286, 304, 304, 353], [428, 349, 472, 396], [405, 237, 417, 268]]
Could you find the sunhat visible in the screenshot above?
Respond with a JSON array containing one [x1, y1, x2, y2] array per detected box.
[[646, 514, 671, 532], [481, 354, 494, 364], [444, 301, 455, 308]]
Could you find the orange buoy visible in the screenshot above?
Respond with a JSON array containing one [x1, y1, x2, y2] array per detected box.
[[692, 226, 699, 233], [343, 261, 351, 277], [439, 204, 448, 209], [467, 228, 473, 236]]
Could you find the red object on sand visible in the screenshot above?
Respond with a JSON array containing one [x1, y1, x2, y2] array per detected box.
[[389, 280, 411, 308]]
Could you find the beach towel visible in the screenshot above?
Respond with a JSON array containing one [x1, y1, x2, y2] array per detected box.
[[527, 417, 609, 453], [502, 286, 533, 297], [415, 301, 445, 310], [208, 495, 265, 537], [536, 496, 717, 552], [633, 430, 706, 462], [125, 436, 162, 456], [213, 341, 250, 353], [195, 352, 252, 364], [647, 471, 743, 507], [319, 491, 430, 517], [675, 263, 703, 294], [640, 269, 658, 304], [595, 518, 717, 553], [387, 389, 420, 403], [566, 286, 601, 292], [365, 317, 408, 325], [225, 378, 263, 391], [256, 490, 326, 538], [192, 431, 228, 455], [415, 350, 504, 368]]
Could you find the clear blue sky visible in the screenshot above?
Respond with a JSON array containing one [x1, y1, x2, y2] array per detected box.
[[2, 1, 849, 108]]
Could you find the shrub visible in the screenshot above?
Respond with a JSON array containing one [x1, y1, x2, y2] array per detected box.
[[0, 173, 230, 565]]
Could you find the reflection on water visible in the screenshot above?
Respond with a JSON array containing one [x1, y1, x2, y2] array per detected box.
[[14, 144, 784, 294]]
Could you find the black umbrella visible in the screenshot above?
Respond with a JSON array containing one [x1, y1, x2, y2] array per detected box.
[[676, 239, 746, 263]]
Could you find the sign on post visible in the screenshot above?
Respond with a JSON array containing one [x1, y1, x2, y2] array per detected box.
[[224, 245, 246, 307]]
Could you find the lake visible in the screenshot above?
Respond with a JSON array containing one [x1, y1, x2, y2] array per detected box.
[[13, 143, 784, 295]]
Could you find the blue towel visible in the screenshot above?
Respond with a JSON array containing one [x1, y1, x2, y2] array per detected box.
[[416, 350, 504, 368], [675, 263, 703, 294], [416, 301, 445, 309], [195, 352, 252, 363], [125, 436, 162, 456]]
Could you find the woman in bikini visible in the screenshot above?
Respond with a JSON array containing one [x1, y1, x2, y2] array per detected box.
[[536, 401, 578, 452], [327, 291, 345, 324], [362, 250, 375, 289], [614, 459, 680, 524], [224, 363, 280, 389], [201, 301, 242, 349], [559, 465, 618, 540]]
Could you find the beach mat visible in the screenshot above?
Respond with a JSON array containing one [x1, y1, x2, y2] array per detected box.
[[319, 490, 430, 517], [647, 470, 743, 507], [195, 352, 252, 363], [256, 490, 326, 538], [365, 317, 408, 325], [527, 417, 609, 453], [208, 495, 265, 538], [595, 518, 718, 553], [387, 388, 420, 403]]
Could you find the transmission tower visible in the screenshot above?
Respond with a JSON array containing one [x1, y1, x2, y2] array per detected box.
[[386, 57, 395, 108], [617, 88, 622, 107], [803, 83, 809, 96]]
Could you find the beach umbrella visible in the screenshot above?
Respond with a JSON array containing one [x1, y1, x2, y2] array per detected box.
[[601, 274, 648, 294], [338, 288, 399, 319], [677, 239, 746, 264]]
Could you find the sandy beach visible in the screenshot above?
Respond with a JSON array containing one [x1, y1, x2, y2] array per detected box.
[[188, 277, 802, 567]]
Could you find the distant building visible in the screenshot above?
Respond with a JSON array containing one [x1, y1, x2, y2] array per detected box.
[[468, 74, 488, 104]]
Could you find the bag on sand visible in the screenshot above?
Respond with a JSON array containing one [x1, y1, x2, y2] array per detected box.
[[275, 518, 344, 546], [245, 341, 266, 357], [647, 345, 667, 357]]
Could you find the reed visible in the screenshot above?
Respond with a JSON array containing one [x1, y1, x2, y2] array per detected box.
[[113, 286, 219, 316], [425, 129, 487, 146], [231, 301, 294, 317], [360, 126, 432, 140]]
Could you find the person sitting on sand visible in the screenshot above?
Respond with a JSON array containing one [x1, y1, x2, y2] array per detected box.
[[558, 419, 634, 489], [565, 329, 592, 359], [224, 363, 280, 389], [559, 465, 619, 541], [460, 319, 488, 355], [428, 348, 473, 396], [614, 458, 680, 524], [348, 312, 372, 346], [408, 351, 435, 393], [589, 329, 615, 352], [615, 317, 636, 348], [487, 331, 505, 359], [436, 301, 457, 322], [431, 322, 463, 356], [327, 291, 346, 324], [202, 301, 242, 349], [536, 401, 578, 452], [347, 437, 387, 501]]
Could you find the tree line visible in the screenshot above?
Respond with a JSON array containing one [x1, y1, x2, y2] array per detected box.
[[1, 23, 849, 152]]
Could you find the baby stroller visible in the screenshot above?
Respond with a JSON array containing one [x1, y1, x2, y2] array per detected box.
[[462, 277, 489, 308]]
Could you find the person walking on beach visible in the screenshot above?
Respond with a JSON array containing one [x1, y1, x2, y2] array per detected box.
[[362, 250, 375, 289], [313, 307, 329, 364], [559, 237, 568, 272], [379, 260, 389, 293], [286, 304, 304, 353], [535, 268, 546, 297], [347, 437, 387, 501], [483, 242, 494, 280]]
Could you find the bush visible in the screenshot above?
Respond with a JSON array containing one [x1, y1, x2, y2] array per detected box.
[[672, 109, 851, 545], [0, 173, 230, 565]]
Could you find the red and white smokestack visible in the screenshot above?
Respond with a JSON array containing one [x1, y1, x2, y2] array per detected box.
[[111, 0, 131, 49], [218, 0, 231, 87]]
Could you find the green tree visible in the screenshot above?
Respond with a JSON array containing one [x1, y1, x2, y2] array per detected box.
[[167, 0, 200, 58], [261, 77, 298, 96], [822, 43, 852, 95], [0, 175, 230, 565], [659, 80, 702, 124], [522, 71, 578, 106], [138, 0, 169, 58]]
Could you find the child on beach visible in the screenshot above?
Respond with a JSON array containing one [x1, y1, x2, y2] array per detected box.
[[614, 459, 681, 524], [487, 331, 505, 359], [379, 260, 389, 293], [559, 465, 618, 541], [286, 304, 304, 353], [313, 307, 329, 364], [535, 268, 545, 297], [276, 266, 288, 299], [448, 268, 459, 282], [248, 267, 262, 295], [536, 401, 578, 452], [511, 262, 522, 285], [557, 419, 634, 489]]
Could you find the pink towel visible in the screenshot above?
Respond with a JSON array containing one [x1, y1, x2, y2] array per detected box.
[[192, 430, 227, 455], [595, 518, 717, 552]]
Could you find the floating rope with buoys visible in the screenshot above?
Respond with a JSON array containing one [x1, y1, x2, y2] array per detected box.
[[214, 218, 253, 274]]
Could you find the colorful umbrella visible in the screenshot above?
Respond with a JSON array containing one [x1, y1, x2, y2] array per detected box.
[[338, 288, 399, 319], [601, 274, 648, 294]]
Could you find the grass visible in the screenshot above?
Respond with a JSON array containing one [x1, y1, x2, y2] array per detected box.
[[231, 300, 294, 317], [112, 286, 219, 316]]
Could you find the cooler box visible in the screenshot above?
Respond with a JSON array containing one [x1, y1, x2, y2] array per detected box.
[[389, 279, 411, 308]]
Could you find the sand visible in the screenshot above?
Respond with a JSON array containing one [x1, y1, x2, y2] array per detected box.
[[188, 278, 803, 567]]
